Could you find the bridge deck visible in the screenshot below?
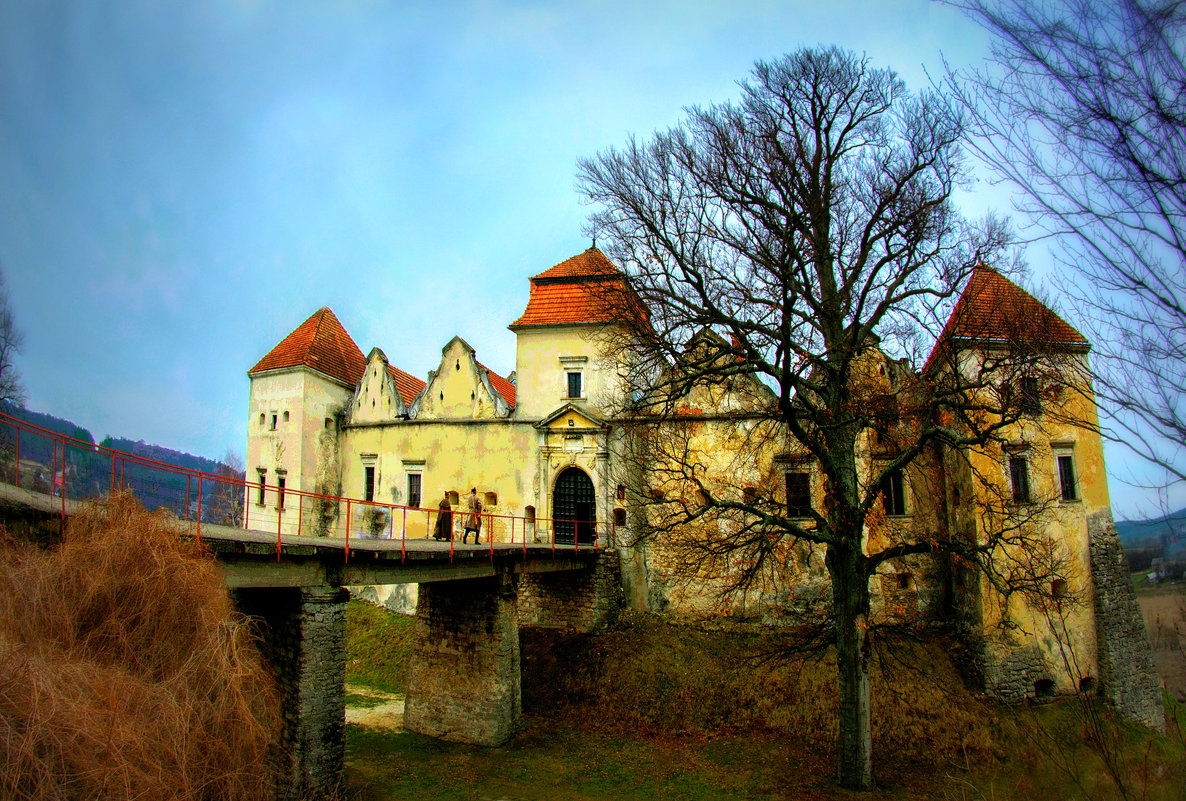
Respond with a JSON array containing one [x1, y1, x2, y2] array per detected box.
[[0, 481, 601, 588]]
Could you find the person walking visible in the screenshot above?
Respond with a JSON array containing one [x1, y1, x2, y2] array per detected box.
[[462, 487, 482, 544]]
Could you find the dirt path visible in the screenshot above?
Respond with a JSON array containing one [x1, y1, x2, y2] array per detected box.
[[345, 684, 405, 731]]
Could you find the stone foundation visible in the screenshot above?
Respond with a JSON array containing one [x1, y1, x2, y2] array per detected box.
[[234, 585, 349, 801], [518, 550, 622, 632], [403, 573, 522, 745], [1089, 512, 1164, 730]]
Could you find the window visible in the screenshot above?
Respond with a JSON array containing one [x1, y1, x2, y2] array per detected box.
[[1051, 578, 1068, 599], [258, 413, 265, 426], [484, 491, 498, 507], [256, 470, 266, 505], [614, 508, 627, 527], [1019, 376, 1041, 415], [364, 466, 376, 503], [1009, 456, 1031, 503], [1057, 454, 1078, 501], [786, 472, 811, 517], [277, 476, 286, 510], [567, 371, 583, 399], [270, 413, 278, 430], [282, 411, 289, 423], [407, 473, 422, 510], [880, 468, 906, 516], [617, 483, 626, 501]]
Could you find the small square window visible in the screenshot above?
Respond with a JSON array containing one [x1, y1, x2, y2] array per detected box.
[[786, 472, 811, 517], [880, 469, 906, 516], [567, 371, 583, 399], [1009, 456, 1031, 503], [407, 473, 422, 510], [364, 466, 376, 503], [1019, 376, 1041, 415], [1057, 454, 1078, 501]]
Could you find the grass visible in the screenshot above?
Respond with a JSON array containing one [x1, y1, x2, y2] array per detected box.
[[346, 598, 416, 694], [344, 691, 393, 710], [345, 604, 1186, 800]]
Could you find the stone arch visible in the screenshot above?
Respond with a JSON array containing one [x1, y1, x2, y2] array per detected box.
[[552, 466, 596, 545]]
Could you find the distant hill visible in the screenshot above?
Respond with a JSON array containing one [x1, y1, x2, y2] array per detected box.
[[0, 403, 241, 521], [0, 400, 94, 446], [99, 437, 225, 476], [1115, 508, 1186, 547]]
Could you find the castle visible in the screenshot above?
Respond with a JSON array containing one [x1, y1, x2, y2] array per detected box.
[[245, 246, 1162, 727]]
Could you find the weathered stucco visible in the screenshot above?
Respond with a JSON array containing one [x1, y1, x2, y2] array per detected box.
[[244, 250, 1162, 730]]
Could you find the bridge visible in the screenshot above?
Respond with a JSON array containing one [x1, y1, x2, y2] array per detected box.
[[0, 412, 621, 800]]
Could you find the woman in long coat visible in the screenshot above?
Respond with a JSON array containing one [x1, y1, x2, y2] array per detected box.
[[433, 493, 452, 541]]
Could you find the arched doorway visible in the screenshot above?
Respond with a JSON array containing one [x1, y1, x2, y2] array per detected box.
[[553, 467, 595, 545]]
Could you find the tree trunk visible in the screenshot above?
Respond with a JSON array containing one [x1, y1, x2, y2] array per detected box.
[[831, 548, 873, 791]]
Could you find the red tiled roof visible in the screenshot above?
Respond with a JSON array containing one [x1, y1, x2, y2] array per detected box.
[[923, 267, 1087, 373], [531, 246, 621, 281], [386, 364, 426, 406], [477, 362, 516, 408], [249, 307, 366, 387], [511, 247, 648, 330]]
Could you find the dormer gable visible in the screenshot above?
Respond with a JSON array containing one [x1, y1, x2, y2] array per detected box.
[[411, 336, 515, 420], [535, 403, 606, 433], [348, 347, 414, 423]]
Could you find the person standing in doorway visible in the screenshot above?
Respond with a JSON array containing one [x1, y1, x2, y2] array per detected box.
[[463, 487, 482, 544]]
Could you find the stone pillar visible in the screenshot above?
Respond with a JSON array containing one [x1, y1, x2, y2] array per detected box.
[[1088, 512, 1165, 731], [403, 573, 521, 746], [517, 551, 622, 632], [234, 585, 349, 800]]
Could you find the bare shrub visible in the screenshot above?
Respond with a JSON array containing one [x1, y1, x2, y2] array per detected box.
[[0, 492, 279, 800]]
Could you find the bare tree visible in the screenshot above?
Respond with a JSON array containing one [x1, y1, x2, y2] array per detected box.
[[946, 0, 1186, 491], [209, 449, 246, 528], [579, 48, 1077, 790], [0, 268, 24, 408]]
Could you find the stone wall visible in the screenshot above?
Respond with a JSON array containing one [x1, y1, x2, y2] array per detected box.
[[980, 644, 1052, 704], [234, 586, 349, 801], [403, 573, 522, 745], [1089, 512, 1165, 730], [518, 550, 622, 632]]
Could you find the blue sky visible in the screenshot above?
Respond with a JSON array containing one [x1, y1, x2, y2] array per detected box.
[[0, 0, 1168, 518]]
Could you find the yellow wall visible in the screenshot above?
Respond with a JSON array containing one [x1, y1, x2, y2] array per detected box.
[[953, 350, 1105, 691]]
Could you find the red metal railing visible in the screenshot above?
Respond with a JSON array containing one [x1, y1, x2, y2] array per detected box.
[[0, 410, 609, 561]]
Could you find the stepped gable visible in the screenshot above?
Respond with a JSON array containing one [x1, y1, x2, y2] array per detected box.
[[386, 364, 427, 406], [478, 362, 516, 408], [249, 307, 366, 387], [510, 246, 645, 329], [923, 266, 1087, 373]]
